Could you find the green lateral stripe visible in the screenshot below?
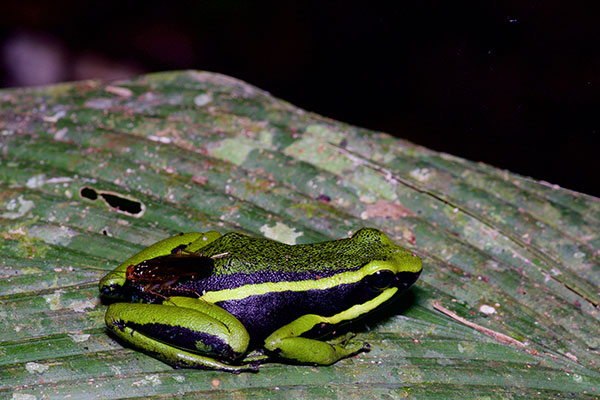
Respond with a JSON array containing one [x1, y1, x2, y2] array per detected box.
[[318, 286, 398, 324], [265, 287, 399, 342], [201, 261, 397, 303]]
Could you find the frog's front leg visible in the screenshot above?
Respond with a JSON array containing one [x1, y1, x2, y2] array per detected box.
[[264, 313, 370, 365], [264, 289, 399, 365], [105, 297, 257, 373]]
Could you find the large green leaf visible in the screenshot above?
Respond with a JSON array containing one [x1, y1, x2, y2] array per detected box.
[[1, 71, 598, 399]]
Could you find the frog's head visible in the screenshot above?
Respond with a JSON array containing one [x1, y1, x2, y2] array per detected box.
[[282, 227, 422, 331], [359, 252, 422, 299], [353, 227, 422, 288], [345, 227, 422, 303]]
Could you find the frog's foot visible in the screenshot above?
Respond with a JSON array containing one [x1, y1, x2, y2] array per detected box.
[[331, 332, 371, 354], [242, 349, 271, 364], [166, 347, 260, 373]]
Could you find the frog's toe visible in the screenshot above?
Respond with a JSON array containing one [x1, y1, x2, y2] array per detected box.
[[340, 337, 371, 355]]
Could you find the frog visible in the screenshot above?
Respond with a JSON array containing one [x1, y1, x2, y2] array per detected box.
[[99, 227, 422, 373]]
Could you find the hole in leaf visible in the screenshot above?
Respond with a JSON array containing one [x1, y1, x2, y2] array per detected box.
[[100, 192, 142, 215], [79, 186, 145, 217], [80, 187, 98, 200]]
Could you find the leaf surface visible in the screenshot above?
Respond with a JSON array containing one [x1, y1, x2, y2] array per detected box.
[[1, 71, 598, 399]]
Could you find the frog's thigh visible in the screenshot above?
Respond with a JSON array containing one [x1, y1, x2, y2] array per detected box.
[[105, 297, 251, 371], [264, 314, 368, 365]]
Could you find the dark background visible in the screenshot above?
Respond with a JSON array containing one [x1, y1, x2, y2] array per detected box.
[[1, 2, 598, 197]]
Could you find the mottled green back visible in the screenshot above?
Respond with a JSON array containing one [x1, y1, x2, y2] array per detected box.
[[199, 227, 411, 277]]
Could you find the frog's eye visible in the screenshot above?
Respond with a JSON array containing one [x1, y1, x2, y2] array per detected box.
[[367, 270, 395, 291]]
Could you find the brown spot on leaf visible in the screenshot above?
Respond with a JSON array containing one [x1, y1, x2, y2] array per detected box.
[[364, 199, 414, 220], [192, 175, 208, 185], [402, 229, 416, 245]]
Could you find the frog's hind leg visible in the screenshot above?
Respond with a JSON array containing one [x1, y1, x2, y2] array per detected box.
[[105, 298, 256, 372]]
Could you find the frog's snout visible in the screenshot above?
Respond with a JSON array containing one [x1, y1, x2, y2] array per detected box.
[[395, 269, 421, 294]]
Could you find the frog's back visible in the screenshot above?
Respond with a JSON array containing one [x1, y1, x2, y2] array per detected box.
[[201, 228, 406, 280]]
